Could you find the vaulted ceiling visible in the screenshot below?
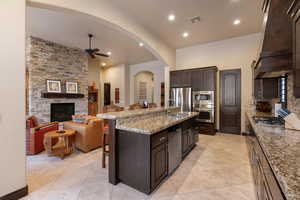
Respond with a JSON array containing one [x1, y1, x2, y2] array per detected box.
[[27, 0, 263, 66], [109, 0, 264, 49]]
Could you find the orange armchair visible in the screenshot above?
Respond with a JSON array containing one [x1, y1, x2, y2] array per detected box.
[[26, 116, 58, 155]]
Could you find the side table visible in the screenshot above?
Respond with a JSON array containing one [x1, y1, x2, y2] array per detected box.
[[43, 129, 76, 159]]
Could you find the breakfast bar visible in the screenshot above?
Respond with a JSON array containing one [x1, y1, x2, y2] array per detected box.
[[97, 107, 199, 194]]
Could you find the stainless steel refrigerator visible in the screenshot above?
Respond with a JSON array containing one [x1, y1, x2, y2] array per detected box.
[[169, 88, 192, 111]]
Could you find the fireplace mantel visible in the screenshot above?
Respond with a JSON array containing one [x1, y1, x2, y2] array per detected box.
[[41, 92, 84, 99]]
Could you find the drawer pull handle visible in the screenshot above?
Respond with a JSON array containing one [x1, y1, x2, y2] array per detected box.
[[160, 137, 166, 141]]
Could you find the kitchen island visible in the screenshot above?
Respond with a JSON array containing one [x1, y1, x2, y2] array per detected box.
[[246, 110, 300, 200], [97, 107, 199, 194]]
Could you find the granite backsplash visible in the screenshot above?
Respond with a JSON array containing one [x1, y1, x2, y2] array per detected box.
[[287, 73, 300, 118]]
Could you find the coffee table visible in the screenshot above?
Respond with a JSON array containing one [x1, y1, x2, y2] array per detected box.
[[43, 129, 76, 159]]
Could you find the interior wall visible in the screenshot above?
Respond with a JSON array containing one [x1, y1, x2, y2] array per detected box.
[[0, 0, 27, 197], [101, 64, 128, 107], [88, 59, 101, 106], [129, 60, 165, 106], [176, 33, 261, 132]]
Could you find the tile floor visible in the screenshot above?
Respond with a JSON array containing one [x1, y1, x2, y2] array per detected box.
[[22, 133, 256, 200]]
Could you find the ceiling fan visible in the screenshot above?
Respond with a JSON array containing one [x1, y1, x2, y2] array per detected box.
[[85, 34, 109, 59]]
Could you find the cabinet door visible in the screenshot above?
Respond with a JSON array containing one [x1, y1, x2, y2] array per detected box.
[[188, 129, 194, 149], [181, 130, 189, 156], [202, 69, 216, 91], [170, 71, 191, 88], [192, 69, 204, 91], [170, 71, 179, 88], [151, 143, 168, 190]]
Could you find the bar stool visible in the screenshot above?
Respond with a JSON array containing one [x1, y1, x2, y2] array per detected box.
[[100, 105, 124, 168], [102, 127, 109, 168]]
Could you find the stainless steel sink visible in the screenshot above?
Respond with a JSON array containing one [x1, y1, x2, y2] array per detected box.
[[167, 113, 188, 119]]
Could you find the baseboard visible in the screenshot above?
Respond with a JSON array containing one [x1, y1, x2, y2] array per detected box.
[[0, 186, 28, 200]]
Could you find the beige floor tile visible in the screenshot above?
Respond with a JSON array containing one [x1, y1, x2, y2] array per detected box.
[[24, 133, 255, 200]]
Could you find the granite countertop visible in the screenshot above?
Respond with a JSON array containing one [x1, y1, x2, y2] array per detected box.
[[247, 111, 300, 200], [97, 107, 179, 120], [116, 112, 198, 134]]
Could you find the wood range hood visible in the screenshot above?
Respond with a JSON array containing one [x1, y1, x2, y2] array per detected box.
[[254, 0, 293, 79]]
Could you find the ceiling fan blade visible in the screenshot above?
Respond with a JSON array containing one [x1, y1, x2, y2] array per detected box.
[[92, 48, 100, 52], [90, 54, 96, 59], [95, 53, 109, 57]]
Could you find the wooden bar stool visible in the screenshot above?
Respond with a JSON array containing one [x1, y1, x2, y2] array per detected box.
[[100, 105, 124, 168], [102, 128, 109, 168]]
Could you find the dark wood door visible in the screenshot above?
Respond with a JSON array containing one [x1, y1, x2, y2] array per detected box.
[[151, 143, 168, 190], [104, 83, 111, 105], [220, 69, 241, 134]]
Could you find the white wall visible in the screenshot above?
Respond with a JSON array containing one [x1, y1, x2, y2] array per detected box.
[[129, 60, 165, 106], [101, 64, 128, 107], [88, 59, 101, 106], [0, 0, 27, 197], [176, 33, 261, 132]]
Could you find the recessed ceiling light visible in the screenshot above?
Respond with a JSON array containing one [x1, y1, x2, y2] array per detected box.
[[233, 19, 241, 25], [107, 51, 112, 56], [101, 62, 106, 67], [139, 42, 144, 47], [182, 32, 189, 38], [168, 14, 175, 21]]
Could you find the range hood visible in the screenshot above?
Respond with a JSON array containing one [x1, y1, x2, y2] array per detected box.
[[254, 51, 292, 78], [254, 0, 293, 79]]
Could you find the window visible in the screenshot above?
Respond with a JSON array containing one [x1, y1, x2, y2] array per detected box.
[[279, 75, 287, 106]]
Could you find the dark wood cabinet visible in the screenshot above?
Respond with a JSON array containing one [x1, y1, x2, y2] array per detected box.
[[170, 67, 217, 91], [181, 119, 197, 158], [170, 70, 191, 88], [151, 142, 168, 190], [181, 130, 189, 156], [289, 0, 300, 97], [254, 78, 279, 100], [254, 0, 293, 78], [246, 123, 285, 200], [191, 68, 216, 91], [117, 117, 197, 194]]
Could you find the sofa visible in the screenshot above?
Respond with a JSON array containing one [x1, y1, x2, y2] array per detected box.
[[63, 116, 104, 152]]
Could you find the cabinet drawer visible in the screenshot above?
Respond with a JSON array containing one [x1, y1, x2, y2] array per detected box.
[[152, 131, 168, 149]]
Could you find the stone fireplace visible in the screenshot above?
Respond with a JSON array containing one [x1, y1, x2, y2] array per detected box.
[[26, 37, 88, 123]]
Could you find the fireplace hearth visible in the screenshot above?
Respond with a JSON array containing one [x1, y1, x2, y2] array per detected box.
[[51, 103, 75, 122]]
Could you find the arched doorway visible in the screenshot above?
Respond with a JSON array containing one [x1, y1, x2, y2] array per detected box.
[[134, 71, 155, 104]]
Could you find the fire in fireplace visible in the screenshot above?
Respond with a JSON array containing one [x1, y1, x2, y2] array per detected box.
[[51, 103, 75, 122]]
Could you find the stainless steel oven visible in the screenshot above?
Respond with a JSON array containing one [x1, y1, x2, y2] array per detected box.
[[193, 91, 215, 123]]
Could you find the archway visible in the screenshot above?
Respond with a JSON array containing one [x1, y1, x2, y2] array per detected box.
[[27, 0, 175, 67], [134, 71, 155, 104]]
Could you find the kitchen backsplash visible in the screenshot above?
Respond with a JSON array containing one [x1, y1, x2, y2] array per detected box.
[[287, 73, 300, 117]]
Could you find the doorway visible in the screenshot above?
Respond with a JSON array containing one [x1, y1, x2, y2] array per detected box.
[[104, 83, 111, 105], [220, 69, 241, 134]]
